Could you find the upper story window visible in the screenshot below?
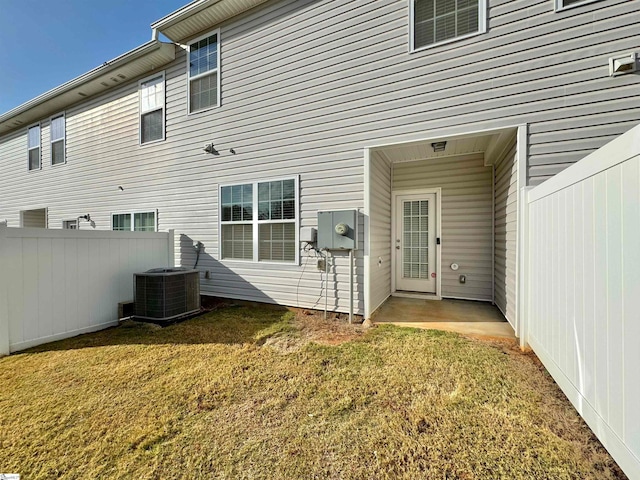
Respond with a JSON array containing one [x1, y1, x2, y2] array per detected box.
[[27, 124, 41, 170], [112, 211, 157, 232], [411, 0, 487, 51], [555, 0, 602, 10], [187, 30, 219, 113], [50, 114, 66, 165], [139, 73, 165, 144], [220, 177, 298, 263]]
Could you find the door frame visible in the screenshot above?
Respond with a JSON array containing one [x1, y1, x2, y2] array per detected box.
[[391, 188, 442, 299]]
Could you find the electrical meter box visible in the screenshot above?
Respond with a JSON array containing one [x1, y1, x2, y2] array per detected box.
[[317, 210, 357, 250]]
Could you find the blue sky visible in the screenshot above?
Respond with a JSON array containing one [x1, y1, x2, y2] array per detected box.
[[0, 0, 188, 114]]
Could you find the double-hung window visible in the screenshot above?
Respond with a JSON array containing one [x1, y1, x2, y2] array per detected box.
[[220, 178, 298, 263], [187, 30, 219, 113], [112, 211, 157, 232], [28, 124, 41, 170], [411, 0, 486, 51], [51, 114, 66, 165], [139, 73, 165, 144]]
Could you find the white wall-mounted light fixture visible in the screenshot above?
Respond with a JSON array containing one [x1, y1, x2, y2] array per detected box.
[[609, 52, 638, 77], [203, 143, 219, 155]]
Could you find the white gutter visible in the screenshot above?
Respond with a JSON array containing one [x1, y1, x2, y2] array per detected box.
[[0, 39, 167, 125], [151, 0, 216, 32]]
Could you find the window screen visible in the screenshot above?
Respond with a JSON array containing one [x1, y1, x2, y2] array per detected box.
[[112, 214, 131, 231], [139, 75, 164, 144], [112, 212, 156, 232], [28, 125, 40, 170], [134, 212, 156, 232], [188, 33, 219, 112], [220, 178, 298, 263], [51, 115, 65, 165], [414, 0, 481, 49]]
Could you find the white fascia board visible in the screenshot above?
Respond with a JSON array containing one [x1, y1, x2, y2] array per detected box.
[[0, 40, 175, 135], [151, 0, 270, 43], [151, 0, 214, 31]]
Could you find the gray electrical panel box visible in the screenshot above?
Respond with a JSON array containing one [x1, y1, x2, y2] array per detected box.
[[317, 210, 357, 250]]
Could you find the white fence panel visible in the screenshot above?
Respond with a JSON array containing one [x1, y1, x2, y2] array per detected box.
[[525, 124, 640, 479], [0, 226, 174, 354]]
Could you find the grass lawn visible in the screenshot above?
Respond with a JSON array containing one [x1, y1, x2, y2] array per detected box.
[[0, 305, 626, 479]]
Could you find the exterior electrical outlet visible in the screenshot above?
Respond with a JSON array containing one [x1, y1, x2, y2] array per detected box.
[[317, 210, 357, 250]]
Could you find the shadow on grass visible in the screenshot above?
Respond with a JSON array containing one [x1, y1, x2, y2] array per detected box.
[[24, 303, 293, 354]]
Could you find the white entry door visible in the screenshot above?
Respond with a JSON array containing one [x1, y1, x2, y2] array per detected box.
[[394, 193, 437, 293]]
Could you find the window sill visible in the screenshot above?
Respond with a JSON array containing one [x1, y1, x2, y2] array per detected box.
[[410, 29, 486, 54], [51, 161, 67, 167], [220, 258, 300, 268], [187, 104, 220, 116], [140, 137, 166, 147]]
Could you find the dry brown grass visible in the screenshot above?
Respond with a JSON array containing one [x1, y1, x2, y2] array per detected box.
[[0, 305, 626, 479]]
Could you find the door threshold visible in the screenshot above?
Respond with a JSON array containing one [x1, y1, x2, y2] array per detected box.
[[392, 291, 441, 300]]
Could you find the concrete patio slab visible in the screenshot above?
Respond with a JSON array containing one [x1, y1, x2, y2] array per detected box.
[[372, 297, 516, 339], [381, 321, 516, 340]]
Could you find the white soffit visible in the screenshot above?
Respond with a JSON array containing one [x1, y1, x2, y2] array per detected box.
[[373, 128, 518, 164], [0, 41, 175, 136], [152, 0, 270, 43], [377, 134, 495, 163]]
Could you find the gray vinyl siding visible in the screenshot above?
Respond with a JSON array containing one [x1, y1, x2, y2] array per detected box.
[[1, 0, 639, 315], [494, 142, 518, 325], [368, 151, 392, 315], [393, 154, 493, 301]]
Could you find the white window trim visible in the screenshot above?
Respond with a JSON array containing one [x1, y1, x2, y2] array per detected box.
[[409, 0, 487, 53], [50, 112, 66, 166], [218, 175, 300, 265], [186, 28, 221, 115], [138, 71, 166, 146], [554, 0, 602, 12], [110, 209, 158, 232], [27, 123, 41, 171]]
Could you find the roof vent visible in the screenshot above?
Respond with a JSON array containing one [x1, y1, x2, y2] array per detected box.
[[117, 74, 127, 79], [100, 82, 109, 87], [78, 92, 87, 97]]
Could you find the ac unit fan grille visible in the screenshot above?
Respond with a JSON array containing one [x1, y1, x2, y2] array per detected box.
[[134, 269, 200, 321]]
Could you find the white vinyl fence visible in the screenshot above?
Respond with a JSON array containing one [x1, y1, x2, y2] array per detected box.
[[0, 226, 174, 355], [524, 124, 640, 479]]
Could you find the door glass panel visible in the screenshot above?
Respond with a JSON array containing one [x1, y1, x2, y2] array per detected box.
[[403, 200, 429, 279]]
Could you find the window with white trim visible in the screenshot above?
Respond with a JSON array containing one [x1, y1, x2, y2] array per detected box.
[[187, 31, 219, 113], [51, 114, 66, 165], [220, 178, 298, 263], [412, 0, 486, 51], [555, 0, 601, 10], [28, 124, 40, 170], [139, 73, 165, 144], [112, 211, 157, 232]]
